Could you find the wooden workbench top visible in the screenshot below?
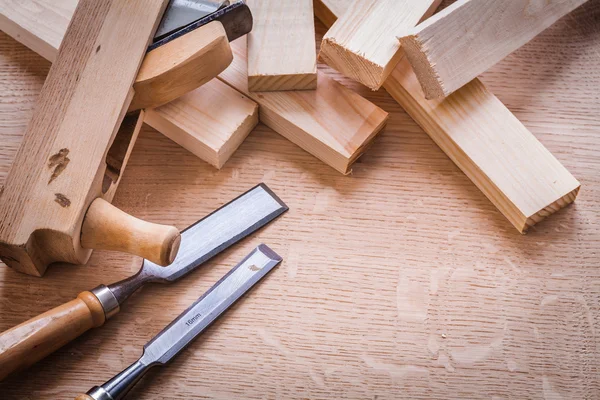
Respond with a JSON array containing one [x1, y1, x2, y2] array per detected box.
[[1, 2, 599, 399]]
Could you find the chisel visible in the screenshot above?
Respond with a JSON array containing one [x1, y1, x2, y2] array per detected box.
[[76, 244, 281, 400], [0, 184, 287, 380]]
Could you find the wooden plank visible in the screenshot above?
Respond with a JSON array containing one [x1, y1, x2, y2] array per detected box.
[[0, 0, 251, 169], [219, 40, 389, 175], [319, 0, 442, 90], [399, 0, 589, 99], [145, 79, 258, 169], [0, 0, 168, 276], [317, 0, 581, 232], [247, 0, 317, 91]]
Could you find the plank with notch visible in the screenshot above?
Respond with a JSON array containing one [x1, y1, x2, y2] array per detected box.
[[399, 0, 589, 99], [319, 0, 442, 90], [315, 0, 580, 232], [219, 40, 389, 175], [247, 0, 317, 91], [0, 0, 256, 169]]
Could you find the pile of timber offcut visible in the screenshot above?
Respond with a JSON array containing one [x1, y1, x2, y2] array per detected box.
[[0, 0, 586, 233]]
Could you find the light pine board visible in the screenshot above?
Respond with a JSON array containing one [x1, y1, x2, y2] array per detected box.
[[319, 0, 442, 90], [145, 79, 258, 169], [399, 0, 589, 99], [219, 40, 389, 175], [0, 0, 252, 169], [1, 0, 600, 395], [247, 0, 317, 91], [318, 0, 580, 233]]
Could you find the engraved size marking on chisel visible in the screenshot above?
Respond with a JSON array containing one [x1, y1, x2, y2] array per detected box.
[[186, 313, 203, 327]]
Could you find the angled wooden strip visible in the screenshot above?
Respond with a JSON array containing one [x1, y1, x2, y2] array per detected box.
[[316, 0, 581, 232], [319, 0, 442, 90], [145, 79, 258, 169], [0, 0, 253, 168], [399, 0, 589, 99], [247, 0, 317, 91], [219, 40, 389, 174], [0, 0, 168, 276]]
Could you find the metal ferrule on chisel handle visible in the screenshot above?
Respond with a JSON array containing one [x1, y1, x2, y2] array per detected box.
[[90, 285, 121, 320]]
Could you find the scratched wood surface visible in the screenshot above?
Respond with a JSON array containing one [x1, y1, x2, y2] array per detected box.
[[0, 1, 599, 398]]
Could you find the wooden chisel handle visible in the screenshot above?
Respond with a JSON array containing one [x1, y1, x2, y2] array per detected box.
[[75, 396, 94, 400], [81, 198, 181, 266], [0, 291, 107, 381]]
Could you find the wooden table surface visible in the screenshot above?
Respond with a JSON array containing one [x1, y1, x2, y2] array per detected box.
[[1, 2, 599, 399]]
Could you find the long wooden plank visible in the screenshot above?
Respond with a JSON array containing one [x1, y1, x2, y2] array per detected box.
[[0, 0, 255, 169], [219, 40, 388, 174], [0, 0, 167, 276], [247, 0, 317, 91], [145, 79, 258, 169], [316, 0, 581, 232], [319, 0, 442, 90], [399, 0, 589, 99]]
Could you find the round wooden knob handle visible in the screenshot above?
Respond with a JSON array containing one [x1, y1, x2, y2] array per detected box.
[[75, 395, 94, 400], [81, 198, 180, 266]]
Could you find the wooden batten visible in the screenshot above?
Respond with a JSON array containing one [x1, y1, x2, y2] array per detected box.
[[398, 0, 589, 99], [247, 0, 317, 92], [145, 79, 259, 169], [316, 0, 581, 232], [319, 0, 442, 90], [219, 40, 389, 175]]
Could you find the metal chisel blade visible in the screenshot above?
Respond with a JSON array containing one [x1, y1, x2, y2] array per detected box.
[[140, 184, 286, 282], [155, 0, 229, 40], [141, 244, 281, 365]]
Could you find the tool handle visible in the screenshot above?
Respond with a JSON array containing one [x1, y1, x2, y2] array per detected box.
[[129, 20, 232, 111], [81, 198, 181, 266], [75, 396, 94, 400], [0, 291, 106, 381]]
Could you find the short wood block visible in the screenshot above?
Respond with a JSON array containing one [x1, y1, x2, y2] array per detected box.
[[247, 0, 317, 92]]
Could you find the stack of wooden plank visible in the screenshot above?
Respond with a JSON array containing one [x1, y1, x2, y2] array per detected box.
[[0, 0, 586, 233]]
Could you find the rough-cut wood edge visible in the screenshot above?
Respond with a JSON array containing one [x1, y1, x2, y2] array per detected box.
[[398, 34, 445, 99], [316, 0, 581, 232], [248, 72, 317, 92], [319, 36, 390, 91]]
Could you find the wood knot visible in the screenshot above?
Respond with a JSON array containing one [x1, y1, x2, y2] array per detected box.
[[54, 193, 71, 208], [48, 148, 70, 184]]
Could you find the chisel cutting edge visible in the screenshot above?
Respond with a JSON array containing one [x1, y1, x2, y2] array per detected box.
[[77, 244, 282, 400], [0, 184, 287, 381]]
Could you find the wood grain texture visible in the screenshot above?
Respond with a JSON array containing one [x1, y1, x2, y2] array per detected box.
[[319, 0, 442, 90], [1, 1, 599, 399], [320, 0, 581, 233], [0, 0, 250, 169], [247, 0, 317, 91], [0, 0, 167, 276], [399, 0, 589, 99], [220, 40, 389, 174], [0, 291, 105, 381], [144, 79, 259, 169]]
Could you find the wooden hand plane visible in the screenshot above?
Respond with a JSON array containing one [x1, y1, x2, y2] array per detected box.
[[0, 0, 253, 276]]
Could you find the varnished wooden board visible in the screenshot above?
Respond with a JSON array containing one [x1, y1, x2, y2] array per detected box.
[[0, 0, 599, 398]]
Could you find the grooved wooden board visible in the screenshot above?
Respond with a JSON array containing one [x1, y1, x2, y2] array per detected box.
[[1, 1, 599, 399]]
